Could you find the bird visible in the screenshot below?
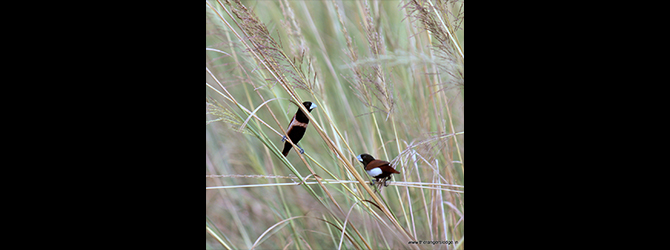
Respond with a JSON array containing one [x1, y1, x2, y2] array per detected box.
[[282, 101, 317, 157], [356, 153, 400, 187]]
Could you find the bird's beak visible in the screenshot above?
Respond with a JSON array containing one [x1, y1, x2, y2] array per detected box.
[[310, 103, 317, 110], [356, 155, 362, 162]]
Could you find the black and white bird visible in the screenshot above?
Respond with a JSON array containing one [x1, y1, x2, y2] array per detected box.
[[282, 101, 317, 157], [356, 153, 400, 187]]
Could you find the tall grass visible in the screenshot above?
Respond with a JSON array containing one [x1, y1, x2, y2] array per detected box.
[[206, 0, 463, 249]]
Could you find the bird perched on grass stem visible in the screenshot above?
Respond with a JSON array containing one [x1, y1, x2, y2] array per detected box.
[[282, 101, 317, 157], [356, 153, 400, 188]]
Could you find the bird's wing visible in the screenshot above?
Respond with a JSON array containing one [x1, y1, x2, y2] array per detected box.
[[368, 160, 400, 174], [367, 160, 391, 169]]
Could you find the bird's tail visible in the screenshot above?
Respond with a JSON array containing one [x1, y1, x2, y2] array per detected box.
[[282, 142, 291, 156]]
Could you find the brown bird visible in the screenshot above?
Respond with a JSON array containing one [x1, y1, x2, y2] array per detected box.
[[282, 101, 317, 157], [356, 153, 400, 187]]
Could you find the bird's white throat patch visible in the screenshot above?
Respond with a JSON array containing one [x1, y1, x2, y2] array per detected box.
[[366, 167, 382, 177]]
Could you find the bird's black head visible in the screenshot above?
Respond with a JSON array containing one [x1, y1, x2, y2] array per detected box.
[[302, 101, 317, 112], [356, 153, 375, 166]]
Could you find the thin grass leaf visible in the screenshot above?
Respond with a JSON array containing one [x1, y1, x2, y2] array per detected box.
[[238, 98, 277, 131]]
